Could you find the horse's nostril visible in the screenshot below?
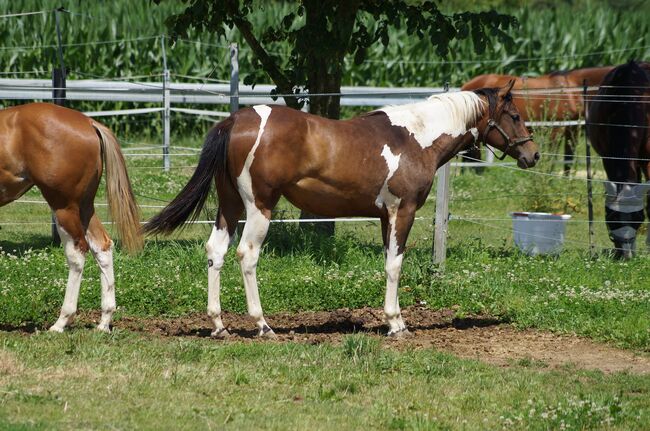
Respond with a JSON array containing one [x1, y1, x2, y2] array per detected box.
[[534, 152, 540, 161]]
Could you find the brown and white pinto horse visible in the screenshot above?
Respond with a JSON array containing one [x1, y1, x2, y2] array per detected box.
[[0, 103, 142, 332], [462, 66, 614, 168], [145, 81, 538, 337], [587, 61, 650, 258]]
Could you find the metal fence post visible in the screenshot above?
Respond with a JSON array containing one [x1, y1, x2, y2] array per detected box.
[[161, 36, 171, 171], [433, 162, 451, 266], [584, 80, 595, 256], [50, 8, 68, 245], [229, 43, 239, 114]]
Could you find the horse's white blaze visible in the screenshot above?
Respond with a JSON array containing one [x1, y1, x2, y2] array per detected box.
[[87, 236, 115, 332], [375, 144, 401, 208], [235, 104, 274, 335], [379, 91, 485, 148], [238, 105, 272, 204], [206, 225, 230, 335], [49, 225, 86, 333], [384, 205, 406, 334]]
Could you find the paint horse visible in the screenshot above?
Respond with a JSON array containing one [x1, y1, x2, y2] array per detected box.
[[462, 66, 614, 169], [0, 103, 142, 331], [145, 81, 538, 337], [587, 61, 650, 258]]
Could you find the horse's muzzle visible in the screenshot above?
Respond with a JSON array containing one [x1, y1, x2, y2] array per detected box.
[[517, 151, 540, 169]]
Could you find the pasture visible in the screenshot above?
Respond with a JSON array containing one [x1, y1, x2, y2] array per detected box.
[[1, 132, 649, 429]]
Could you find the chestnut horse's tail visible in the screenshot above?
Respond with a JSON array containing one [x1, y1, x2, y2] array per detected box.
[[143, 117, 234, 236], [92, 121, 143, 253]]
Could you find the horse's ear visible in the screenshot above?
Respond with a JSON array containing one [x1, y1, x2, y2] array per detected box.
[[499, 79, 516, 98]]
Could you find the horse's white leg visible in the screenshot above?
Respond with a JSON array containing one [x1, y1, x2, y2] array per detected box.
[[87, 216, 115, 333], [382, 205, 414, 337], [49, 223, 87, 332], [206, 224, 231, 337], [236, 208, 273, 336]]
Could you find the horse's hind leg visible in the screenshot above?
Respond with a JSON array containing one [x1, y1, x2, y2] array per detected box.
[[86, 213, 115, 332], [235, 180, 278, 337], [49, 208, 89, 332], [206, 186, 243, 337]]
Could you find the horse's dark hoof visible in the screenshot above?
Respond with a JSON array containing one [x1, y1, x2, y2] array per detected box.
[[387, 328, 412, 338], [211, 327, 231, 338], [258, 325, 277, 339]]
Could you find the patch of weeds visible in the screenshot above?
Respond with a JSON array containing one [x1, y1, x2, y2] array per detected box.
[[316, 379, 358, 402], [173, 341, 205, 363], [231, 369, 250, 386], [342, 334, 379, 364], [387, 413, 451, 431], [514, 357, 549, 369], [500, 395, 625, 430]]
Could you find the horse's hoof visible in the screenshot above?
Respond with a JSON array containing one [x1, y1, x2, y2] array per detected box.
[[258, 325, 277, 339], [387, 328, 412, 338], [96, 324, 111, 333], [48, 325, 64, 333], [211, 327, 231, 339]]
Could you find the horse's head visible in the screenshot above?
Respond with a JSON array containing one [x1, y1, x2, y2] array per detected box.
[[476, 80, 540, 168]]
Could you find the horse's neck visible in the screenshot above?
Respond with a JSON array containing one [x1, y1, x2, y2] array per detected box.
[[568, 67, 615, 86]]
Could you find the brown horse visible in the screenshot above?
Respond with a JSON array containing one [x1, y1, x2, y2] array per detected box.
[[586, 61, 650, 258], [462, 66, 614, 168], [0, 103, 142, 332], [145, 81, 538, 337]]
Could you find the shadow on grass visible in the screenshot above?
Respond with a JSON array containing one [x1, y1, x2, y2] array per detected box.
[[0, 235, 56, 253]]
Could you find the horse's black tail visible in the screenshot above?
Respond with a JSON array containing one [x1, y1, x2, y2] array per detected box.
[[144, 117, 234, 235]]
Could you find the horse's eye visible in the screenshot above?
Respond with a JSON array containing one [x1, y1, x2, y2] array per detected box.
[[511, 113, 520, 122]]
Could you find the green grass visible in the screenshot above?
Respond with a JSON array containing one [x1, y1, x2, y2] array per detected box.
[[1, 331, 648, 430], [1, 131, 649, 351]]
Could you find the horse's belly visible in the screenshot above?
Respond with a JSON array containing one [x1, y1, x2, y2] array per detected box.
[[0, 169, 32, 206], [281, 178, 381, 218]]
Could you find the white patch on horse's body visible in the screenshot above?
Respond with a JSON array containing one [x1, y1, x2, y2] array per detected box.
[[237, 105, 272, 205], [375, 144, 402, 209], [470, 127, 479, 142], [234, 104, 275, 336], [378, 91, 485, 148]]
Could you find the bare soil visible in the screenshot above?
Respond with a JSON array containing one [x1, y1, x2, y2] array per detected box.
[[107, 306, 650, 374], [5, 306, 649, 374]]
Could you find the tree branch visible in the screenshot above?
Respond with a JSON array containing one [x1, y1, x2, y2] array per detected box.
[[224, 1, 299, 108]]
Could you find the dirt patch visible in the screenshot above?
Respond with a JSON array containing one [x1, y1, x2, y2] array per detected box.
[[28, 306, 650, 375]]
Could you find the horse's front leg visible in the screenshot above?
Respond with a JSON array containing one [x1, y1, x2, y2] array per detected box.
[[381, 202, 416, 337]]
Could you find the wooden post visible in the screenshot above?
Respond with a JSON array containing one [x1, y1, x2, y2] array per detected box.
[[161, 36, 170, 171], [433, 162, 451, 266], [584, 80, 595, 256], [229, 43, 239, 113]]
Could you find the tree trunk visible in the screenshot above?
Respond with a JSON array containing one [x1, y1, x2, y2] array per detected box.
[[298, 1, 358, 236]]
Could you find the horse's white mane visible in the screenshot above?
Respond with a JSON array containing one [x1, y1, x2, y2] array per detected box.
[[378, 91, 486, 148], [426, 91, 486, 126]]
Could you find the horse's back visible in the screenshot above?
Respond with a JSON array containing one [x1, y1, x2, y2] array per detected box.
[[0, 103, 103, 195], [587, 61, 650, 158]]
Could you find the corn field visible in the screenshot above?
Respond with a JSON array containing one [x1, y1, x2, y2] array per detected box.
[[0, 0, 648, 134]]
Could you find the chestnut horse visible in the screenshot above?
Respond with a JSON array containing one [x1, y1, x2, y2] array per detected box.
[[587, 61, 650, 258], [0, 103, 142, 332], [462, 66, 614, 168], [145, 82, 538, 337]]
